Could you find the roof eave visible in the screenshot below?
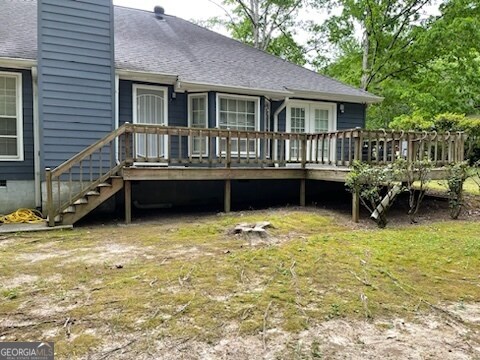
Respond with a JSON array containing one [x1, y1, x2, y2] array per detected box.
[[179, 80, 293, 98], [0, 57, 36, 69], [288, 89, 384, 104], [116, 68, 178, 84]]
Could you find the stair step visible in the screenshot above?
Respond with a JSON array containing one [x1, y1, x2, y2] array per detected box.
[[73, 197, 88, 205], [47, 215, 62, 223], [86, 190, 100, 196], [62, 206, 76, 214], [97, 182, 112, 188]]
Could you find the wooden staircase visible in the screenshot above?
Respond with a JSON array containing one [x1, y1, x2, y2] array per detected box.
[[59, 176, 124, 225], [45, 125, 129, 227]]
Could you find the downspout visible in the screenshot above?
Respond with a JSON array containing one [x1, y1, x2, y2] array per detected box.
[[31, 66, 41, 209], [273, 98, 288, 163]]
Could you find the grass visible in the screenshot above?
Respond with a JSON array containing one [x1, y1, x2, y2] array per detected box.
[[0, 209, 479, 358], [424, 176, 480, 195]]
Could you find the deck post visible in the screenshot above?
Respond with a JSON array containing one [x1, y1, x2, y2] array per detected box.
[[224, 179, 231, 213], [45, 168, 55, 227], [124, 124, 133, 166], [125, 180, 132, 224], [352, 189, 360, 223], [300, 179, 306, 207]]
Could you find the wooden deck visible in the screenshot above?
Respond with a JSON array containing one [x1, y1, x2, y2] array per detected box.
[[44, 124, 466, 226]]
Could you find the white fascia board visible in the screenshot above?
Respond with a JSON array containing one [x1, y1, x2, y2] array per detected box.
[[287, 89, 384, 104], [0, 57, 36, 69], [179, 80, 293, 98], [116, 69, 178, 84]]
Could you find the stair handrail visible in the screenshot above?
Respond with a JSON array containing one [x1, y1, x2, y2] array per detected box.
[[51, 124, 128, 178], [46, 124, 128, 226]]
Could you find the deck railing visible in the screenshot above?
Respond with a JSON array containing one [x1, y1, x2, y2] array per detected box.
[[45, 124, 466, 224], [122, 124, 466, 167]]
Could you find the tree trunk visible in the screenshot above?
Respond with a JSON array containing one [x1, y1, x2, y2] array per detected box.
[[251, 0, 260, 48], [361, 29, 370, 90]]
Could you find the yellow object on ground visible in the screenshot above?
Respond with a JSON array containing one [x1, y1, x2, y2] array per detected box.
[[0, 209, 45, 224]]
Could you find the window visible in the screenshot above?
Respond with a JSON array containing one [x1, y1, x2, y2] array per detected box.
[[133, 85, 168, 159], [188, 94, 208, 156], [217, 94, 259, 155], [0, 72, 22, 161]]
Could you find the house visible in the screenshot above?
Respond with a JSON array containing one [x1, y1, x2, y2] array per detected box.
[[0, 0, 463, 225]]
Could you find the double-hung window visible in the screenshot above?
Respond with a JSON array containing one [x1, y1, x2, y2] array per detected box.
[[188, 94, 208, 156], [217, 94, 259, 156], [0, 72, 22, 161]]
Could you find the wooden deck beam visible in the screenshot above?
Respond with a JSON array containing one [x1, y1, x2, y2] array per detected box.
[[122, 167, 306, 181]]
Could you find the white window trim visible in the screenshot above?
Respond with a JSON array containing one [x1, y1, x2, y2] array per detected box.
[[187, 93, 209, 157], [132, 84, 169, 160], [0, 71, 23, 161], [285, 101, 337, 163], [215, 93, 261, 157]]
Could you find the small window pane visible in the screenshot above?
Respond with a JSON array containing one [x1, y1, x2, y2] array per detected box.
[[0, 137, 17, 156], [0, 117, 17, 136], [220, 98, 227, 111]]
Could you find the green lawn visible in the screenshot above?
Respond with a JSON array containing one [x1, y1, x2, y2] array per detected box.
[[0, 210, 479, 358], [426, 176, 480, 195]]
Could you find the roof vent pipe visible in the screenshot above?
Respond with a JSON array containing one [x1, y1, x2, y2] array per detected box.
[[154, 6, 165, 20]]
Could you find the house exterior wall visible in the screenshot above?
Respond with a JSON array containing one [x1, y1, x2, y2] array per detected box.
[[337, 102, 366, 129], [0, 68, 34, 181], [37, 0, 115, 170], [0, 68, 35, 213]]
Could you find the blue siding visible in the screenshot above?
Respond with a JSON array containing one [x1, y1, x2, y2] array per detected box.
[[0, 68, 34, 181], [337, 102, 366, 129], [38, 0, 115, 170]]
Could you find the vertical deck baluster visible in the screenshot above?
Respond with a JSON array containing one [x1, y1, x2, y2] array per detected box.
[[178, 132, 183, 164], [237, 131, 240, 164], [367, 131, 372, 163], [89, 154, 93, 182], [255, 132, 259, 164], [209, 130, 214, 166], [375, 131, 380, 165], [279, 135, 285, 166], [199, 129, 204, 163], [321, 134, 325, 164], [188, 129, 193, 163], [46, 169, 54, 226], [246, 131, 250, 164], [99, 147, 103, 176], [341, 132, 345, 166], [263, 132, 267, 165], [69, 169, 73, 203], [57, 177, 61, 213], [79, 160, 83, 190], [383, 132, 388, 164], [348, 131, 353, 166]]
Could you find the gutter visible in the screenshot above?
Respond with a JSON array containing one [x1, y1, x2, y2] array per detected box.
[[285, 88, 384, 104], [31, 66, 41, 209], [0, 57, 36, 70], [179, 80, 293, 99]]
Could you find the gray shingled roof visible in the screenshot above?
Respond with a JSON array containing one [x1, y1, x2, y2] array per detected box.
[[0, 0, 382, 103]]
